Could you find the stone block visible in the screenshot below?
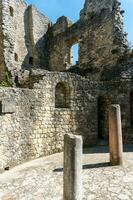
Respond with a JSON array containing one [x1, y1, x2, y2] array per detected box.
[[63, 134, 82, 200], [0, 101, 16, 114]]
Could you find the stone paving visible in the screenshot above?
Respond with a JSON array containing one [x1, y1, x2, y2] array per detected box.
[[0, 146, 133, 200]]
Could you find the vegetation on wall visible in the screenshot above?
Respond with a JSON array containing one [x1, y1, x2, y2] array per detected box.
[[0, 71, 13, 87]]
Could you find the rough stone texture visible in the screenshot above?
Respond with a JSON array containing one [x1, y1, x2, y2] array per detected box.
[[0, 146, 133, 200], [0, 72, 98, 172], [0, 0, 133, 172], [0, 0, 131, 81], [0, 0, 50, 83], [48, 0, 129, 77], [1, 72, 133, 171], [63, 134, 82, 200]]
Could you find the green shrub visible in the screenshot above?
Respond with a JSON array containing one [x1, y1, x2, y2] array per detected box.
[[0, 72, 13, 87]]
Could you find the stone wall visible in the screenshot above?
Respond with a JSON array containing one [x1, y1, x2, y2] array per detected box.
[[79, 0, 129, 74], [0, 0, 6, 82], [0, 87, 34, 171], [100, 80, 133, 143], [0, 0, 133, 174], [0, 0, 50, 84], [0, 72, 98, 172], [2, 0, 27, 80], [47, 0, 129, 80], [0, 71, 133, 172], [24, 5, 50, 69], [0, 0, 130, 84], [48, 16, 74, 71]]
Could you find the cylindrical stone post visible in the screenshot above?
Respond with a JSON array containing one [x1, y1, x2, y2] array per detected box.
[[63, 134, 82, 200], [109, 104, 123, 166]]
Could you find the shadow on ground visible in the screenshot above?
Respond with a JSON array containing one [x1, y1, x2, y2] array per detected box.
[[53, 144, 133, 172], [83, 144, 133, 154], [53, 162, 110, 172]]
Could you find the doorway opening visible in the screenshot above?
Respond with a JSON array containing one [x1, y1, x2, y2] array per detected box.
[[97, 96, 112, 141]]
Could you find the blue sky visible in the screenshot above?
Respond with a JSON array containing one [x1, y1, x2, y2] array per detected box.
[[26, 0, 133, 62], [26, 0, 133, 43]]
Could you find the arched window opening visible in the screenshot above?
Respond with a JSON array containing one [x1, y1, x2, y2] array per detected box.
[[14, 53, 18, 62], [29, 56, 34, 65], [130, 91, 133, 126], [55, 82, 71, 108], [71, 43, 79, 66], [9, 6, 14, 17]]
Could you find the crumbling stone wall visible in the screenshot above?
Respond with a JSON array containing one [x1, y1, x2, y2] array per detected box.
[[1, 72, 133, 172], [0, 0, 133, 173], [0, 0, 6, 82], [47, 0, 129, 80], [0, 72, 98, 172], [23, 5, 51, 69], [0, 0, 50, 84], [0, 0, 130, 83], [48, 16, 75, 71]]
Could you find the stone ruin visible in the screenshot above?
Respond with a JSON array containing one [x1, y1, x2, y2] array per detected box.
[[0, 0, 133, 172], [63, 105, 123, 200]]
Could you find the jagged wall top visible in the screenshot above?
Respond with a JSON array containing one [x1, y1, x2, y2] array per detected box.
[[80, 0, 119, 19], [0, 0, 51, 85], [0, 0, 131, 86], [82, 0, 116, 13]]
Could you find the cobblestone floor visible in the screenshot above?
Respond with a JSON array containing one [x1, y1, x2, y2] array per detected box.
[[0, 146, 133, 200]]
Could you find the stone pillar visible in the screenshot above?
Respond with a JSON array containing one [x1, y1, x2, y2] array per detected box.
[[63, 134, 82, 200], [109, 104, 123, 166]]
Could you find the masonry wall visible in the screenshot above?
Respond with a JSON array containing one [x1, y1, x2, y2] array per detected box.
[[0, 0, 6, 82], [0, 71, 133, 172], [48, 0, 129, 81], [0, 0, 130, 84], [100, 80, 133, 143], [0, 72, 98, 172], [0, 0, 50, 84], [0, 0, 133, 174], [79, 0, 129, 73], [2, 0, 27, 79], [0, 87, 34, 171], [48, 16, 74, 71], [23, 5, 50, 69]]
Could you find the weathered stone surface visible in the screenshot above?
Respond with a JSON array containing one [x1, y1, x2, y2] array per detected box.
[[0, 0, 132, 173], [63, 134, 82, 200], [0, 0, 130, 83], [48, 0, 129, 78], [0, 72, 97, 172], [0, 146, 133, 200], [0, 0, 51, 83], [109, 104, 123, 165]]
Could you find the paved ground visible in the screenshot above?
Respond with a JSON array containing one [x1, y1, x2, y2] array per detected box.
[[0, 146, 133, 200]]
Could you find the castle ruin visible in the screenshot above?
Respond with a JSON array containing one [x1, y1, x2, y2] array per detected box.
[[0, 0, 133, 172]]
